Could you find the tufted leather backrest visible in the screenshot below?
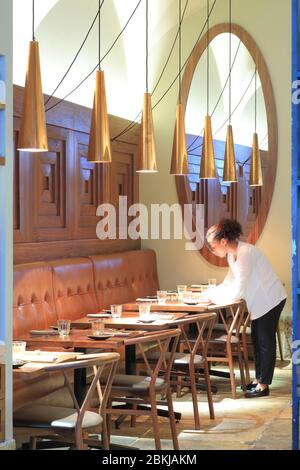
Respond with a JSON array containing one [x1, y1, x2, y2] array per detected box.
[[129, 249, 159, 299], [49, 258, 98, 321], [13, 250, 159, 333], [90, 249, 159, 310], [13, 263, 57, 337]]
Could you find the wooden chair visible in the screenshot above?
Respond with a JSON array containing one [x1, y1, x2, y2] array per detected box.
[[137, 313, 217, 430], [207, 300, 248, 399], [105, 329, 181, 450], [14, 352, 120, 450]]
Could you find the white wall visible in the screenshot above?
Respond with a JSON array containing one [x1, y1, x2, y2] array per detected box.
[[0, 0, 13, 442], [141, 0, 291, 319]]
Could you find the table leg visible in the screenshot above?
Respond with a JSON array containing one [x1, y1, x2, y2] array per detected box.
[[74, 348, 87, 406]]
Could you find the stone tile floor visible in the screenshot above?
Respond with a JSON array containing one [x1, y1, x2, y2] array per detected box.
[[109, 360, 292, 450]]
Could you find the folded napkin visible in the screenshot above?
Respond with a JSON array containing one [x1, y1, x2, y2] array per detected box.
[[30, 329, 58, 336], [17, 353, 58, 363], [17, 351, 77, 363], [86, 313, 111, 318], [105, 329, 138, 337]]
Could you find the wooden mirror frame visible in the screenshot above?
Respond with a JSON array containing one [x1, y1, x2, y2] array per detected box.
[[175, 23, 278, 267]]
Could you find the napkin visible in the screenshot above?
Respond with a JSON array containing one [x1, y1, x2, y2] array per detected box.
[[135, 298, 156, 302], [30, 329, 58, 336], [86, 313, 111, 318]]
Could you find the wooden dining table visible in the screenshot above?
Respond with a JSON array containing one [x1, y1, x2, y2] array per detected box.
[[16, 313, 189, 423], [72, 311, 188, 330], [15, 329, 137, 405], [122, 300, 214, 313]]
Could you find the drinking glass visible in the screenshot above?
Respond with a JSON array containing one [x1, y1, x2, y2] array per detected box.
[[157, 290, 167, 305], [138, 302, 151, 320], [57, 319, 71, 338], [177, 285, 187, 301], [111, 304, 122, 318], [208, 278, 217, 288], [91, 319, 105, 336], [12, 341, 26, 356], [182, 291, 193, 303]]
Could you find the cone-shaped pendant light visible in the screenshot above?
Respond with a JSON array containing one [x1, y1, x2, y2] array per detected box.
[[200, 115, 216, 179], [249, 69, 263, 186], [88, 1, 111, 163], [200, 0, 216, 179], [137, 92, 157, 172], [249, 132, 262, 186], [222, 0, 237, 183], [137, 0, 157, 173], [88, 69, 112, 163], [170, 0, 188, 175], [18, 39, 48, 152], [223, 124, 237, 182], [171, 103, 188, 174]]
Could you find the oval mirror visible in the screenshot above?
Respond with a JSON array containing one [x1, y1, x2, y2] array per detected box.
[[175, 24, 277, 267]]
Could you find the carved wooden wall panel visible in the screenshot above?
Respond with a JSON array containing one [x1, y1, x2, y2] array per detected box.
[[74, 131, 105, 239], [32, 129, 70, 241], [13, 85, 140, 264]]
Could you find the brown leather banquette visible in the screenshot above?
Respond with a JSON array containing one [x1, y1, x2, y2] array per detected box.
[[13, 249, 159, 409]]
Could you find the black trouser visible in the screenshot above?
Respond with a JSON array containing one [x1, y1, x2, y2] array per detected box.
[[251, 298, 286, 385]]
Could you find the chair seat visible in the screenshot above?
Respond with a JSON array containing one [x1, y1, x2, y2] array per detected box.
[[14, 405, 102, 430], [210, 334, 239, 344], [110, 374, 167, 393], [139, 350, 204, 367]]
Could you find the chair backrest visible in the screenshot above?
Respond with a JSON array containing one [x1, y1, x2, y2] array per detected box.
[[175, 313, 217, 359], [44, 352, 120, 431], [218, 300, 247, 340], [125, 329, 181, 393]]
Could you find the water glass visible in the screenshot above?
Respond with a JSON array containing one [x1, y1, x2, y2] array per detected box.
[[182, 291, 193, 303], [12, 341, 26, 356], [208, 278, 217, 288], [138, 302, 151, 320], [177, 285, 187, 301], [57, 319, 71, 338], [91, 319, 105, 336], [157, 290, 167, 304], [111, 304, 122, 318]]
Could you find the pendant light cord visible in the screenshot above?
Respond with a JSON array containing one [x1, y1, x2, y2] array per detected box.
[[229, 0, 232, 124], [207, 0, 209, 116], [32, 0, 35, 41], [98, 0, 101, 70], [179, 0, 182, 103], [146, 0, 149, 93], [254, 66, 257, 132]]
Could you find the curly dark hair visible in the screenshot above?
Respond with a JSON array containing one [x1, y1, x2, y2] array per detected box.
[[207, 219, 243, 243]]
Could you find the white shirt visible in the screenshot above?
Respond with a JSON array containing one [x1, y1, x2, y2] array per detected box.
[[208, 241, 287, 320]]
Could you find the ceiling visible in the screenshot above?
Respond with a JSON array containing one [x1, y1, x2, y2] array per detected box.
[[13, 0, 267, 148]]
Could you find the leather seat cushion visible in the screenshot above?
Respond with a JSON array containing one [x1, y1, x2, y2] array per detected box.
[[111, 374, 166, 392], [137, 351, 204, 367], [14, 405, 102, 429], [210, 335, 239, 344]]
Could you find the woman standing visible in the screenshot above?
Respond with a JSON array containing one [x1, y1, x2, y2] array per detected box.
[[205, 219, 287, 398]]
